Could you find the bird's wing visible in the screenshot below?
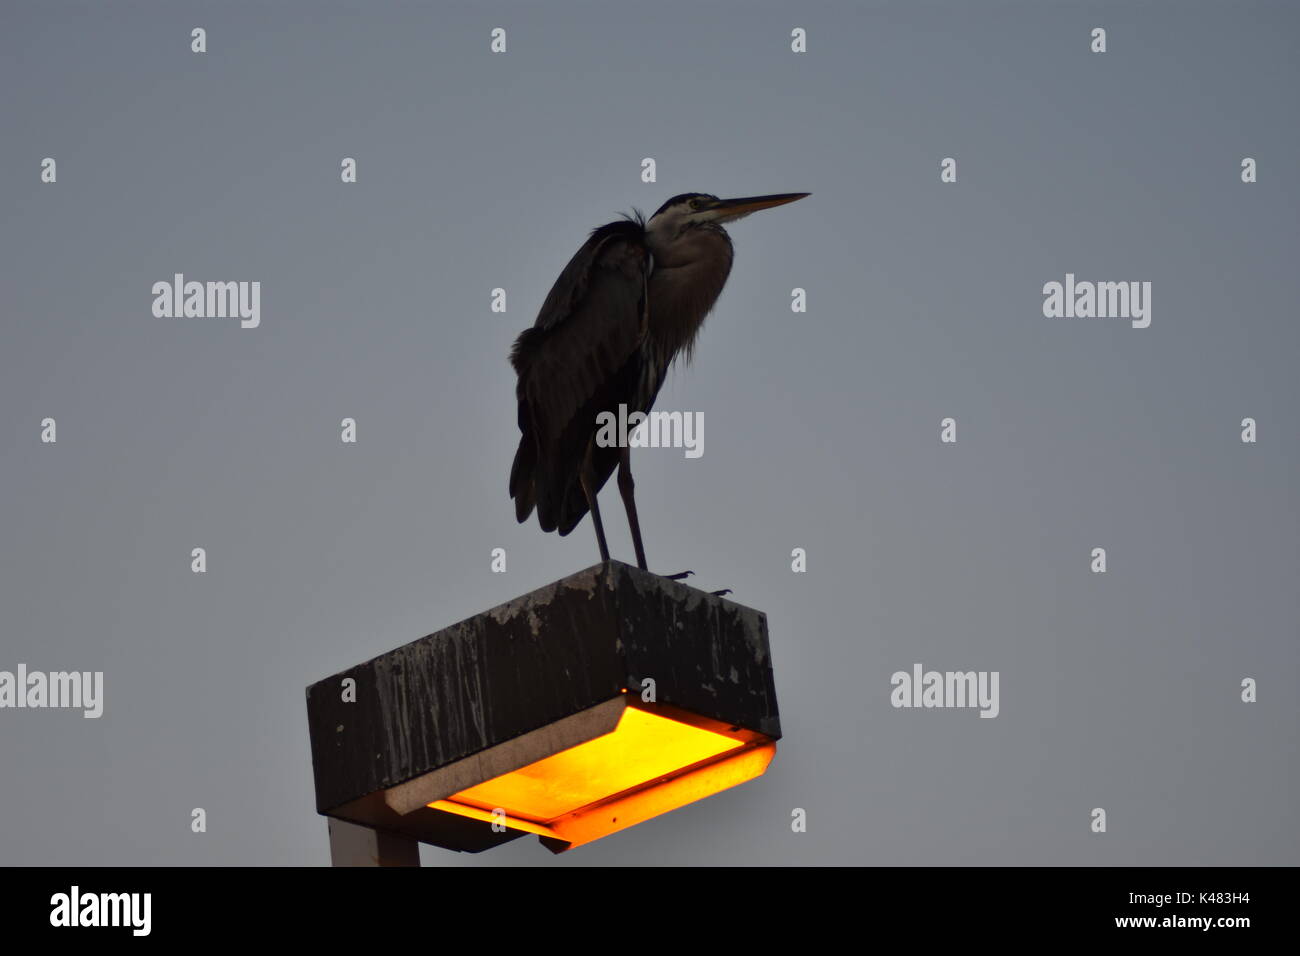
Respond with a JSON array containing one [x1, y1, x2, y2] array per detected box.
[[509, 221, 649, 532]]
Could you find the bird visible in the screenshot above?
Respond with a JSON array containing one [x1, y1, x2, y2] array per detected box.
[[509, 191, 809, 575]]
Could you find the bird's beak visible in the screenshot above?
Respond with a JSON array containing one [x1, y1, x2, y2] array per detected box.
[[706, 192, 810, 223]]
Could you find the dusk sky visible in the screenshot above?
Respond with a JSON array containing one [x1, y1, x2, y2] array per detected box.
[[1, 0, 1296, 866]]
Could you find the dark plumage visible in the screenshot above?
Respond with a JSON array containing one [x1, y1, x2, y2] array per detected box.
[[509, 219, 654, 535], [509, 191, 808, 567]]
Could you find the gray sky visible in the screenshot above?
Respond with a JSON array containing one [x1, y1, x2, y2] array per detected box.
[[1, 0, 1296, 865]]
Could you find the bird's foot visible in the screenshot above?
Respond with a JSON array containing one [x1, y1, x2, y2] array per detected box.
[[656, 570, 729, 596]]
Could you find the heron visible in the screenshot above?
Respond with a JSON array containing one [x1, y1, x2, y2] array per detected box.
[[509, 191, 809, 577]]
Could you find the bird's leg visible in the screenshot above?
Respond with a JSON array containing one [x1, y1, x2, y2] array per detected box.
[[616, 447, 694, 580], [580, 439, 610, 564], [616, 446, 648, 571]]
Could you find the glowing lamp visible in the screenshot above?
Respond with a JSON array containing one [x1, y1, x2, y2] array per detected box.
[[306, 561, 781, 856]]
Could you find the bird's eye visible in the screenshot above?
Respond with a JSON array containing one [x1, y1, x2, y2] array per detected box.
[[689, 199, 701, 210]]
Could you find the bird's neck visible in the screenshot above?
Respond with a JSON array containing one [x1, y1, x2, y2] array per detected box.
[[645, 228, 734, 367]]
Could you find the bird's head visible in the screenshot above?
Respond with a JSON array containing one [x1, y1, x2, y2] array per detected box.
[[645, 192, 810, 244]]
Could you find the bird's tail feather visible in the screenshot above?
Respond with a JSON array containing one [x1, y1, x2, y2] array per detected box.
[[509, 438, 537, 523]]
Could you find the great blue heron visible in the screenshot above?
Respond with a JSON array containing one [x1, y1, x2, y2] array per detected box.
[[509, 191, 809, 574]]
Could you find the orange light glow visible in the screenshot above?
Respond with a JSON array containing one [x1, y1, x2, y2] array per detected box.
[[429, 701, 775, 850]]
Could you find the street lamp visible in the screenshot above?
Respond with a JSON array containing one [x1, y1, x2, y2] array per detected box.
[[306, 562, 782, 861]]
